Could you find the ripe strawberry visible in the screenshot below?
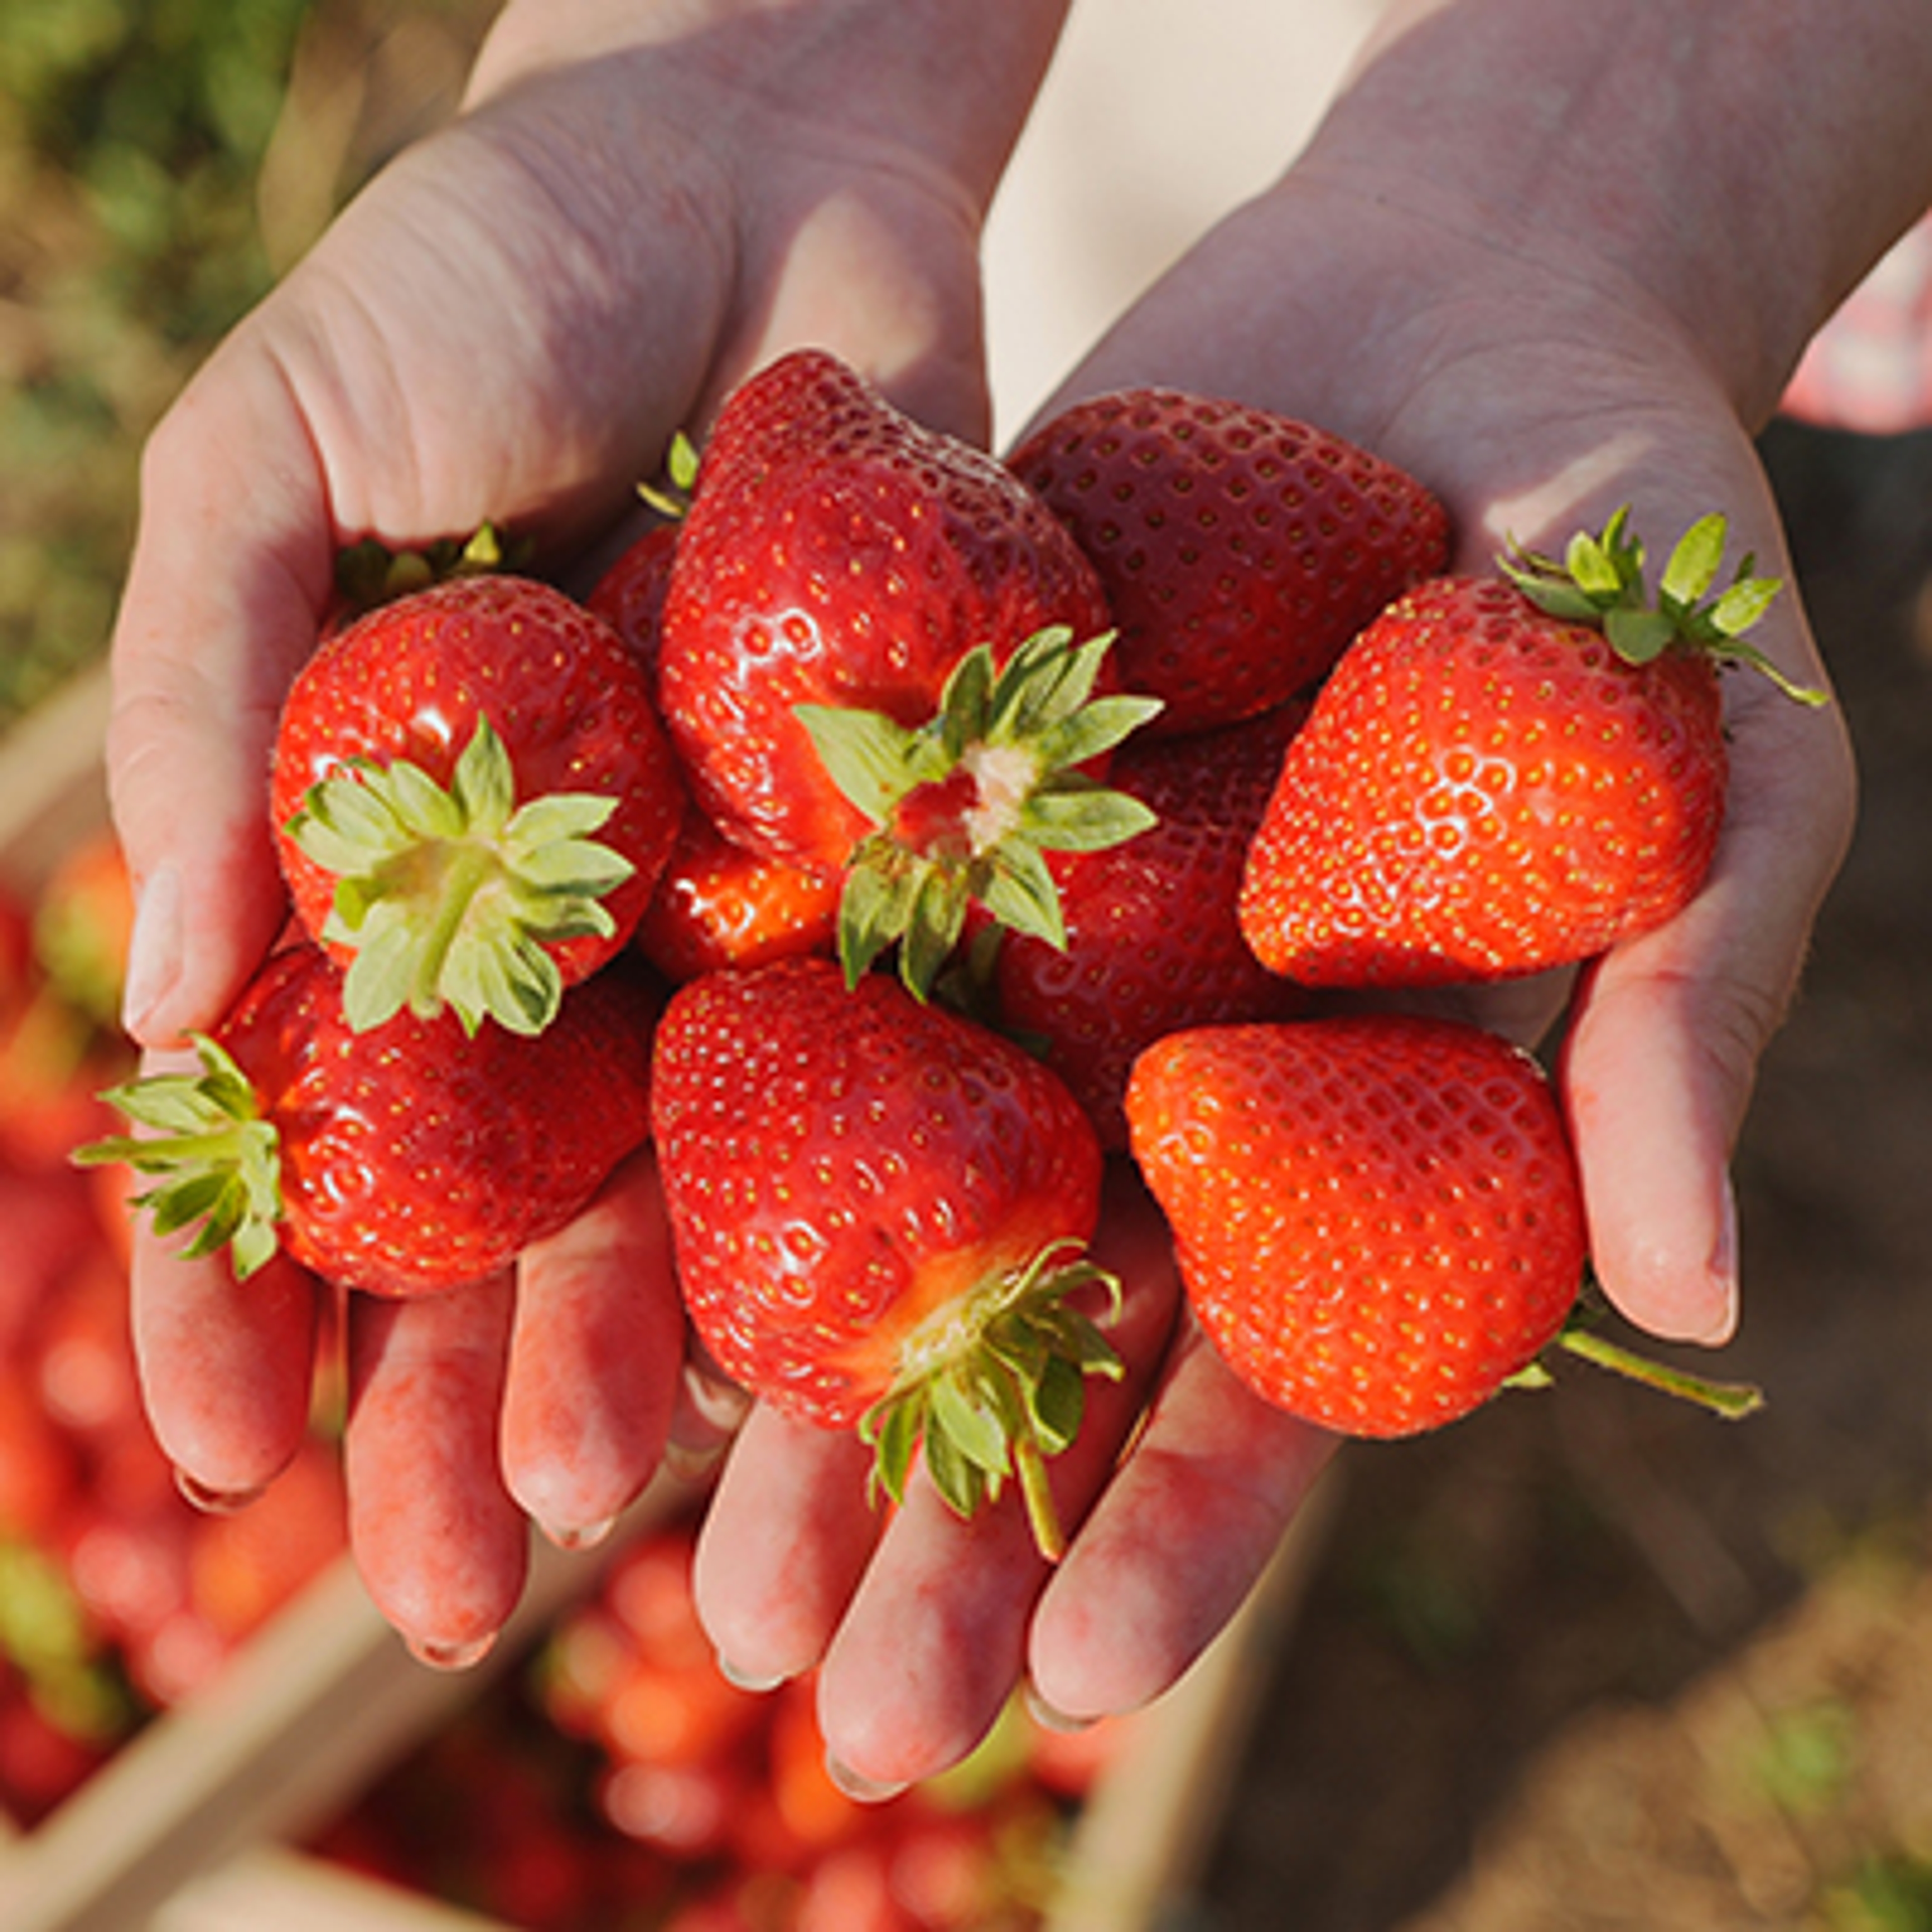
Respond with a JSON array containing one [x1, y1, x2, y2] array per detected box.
[[76, 941, 657, 1297], [989, 702, 1310, 1150], [656, 349, 1159, 998], [273, 573, 684, 1036], [1125, 1013, 1586, 1437], [634, 804, 839, 983], [587, 518, 680, 673], [651, 955, 1118, 1557], [1007, 385, 1448, 737], [1239, 508, 1822, 987]]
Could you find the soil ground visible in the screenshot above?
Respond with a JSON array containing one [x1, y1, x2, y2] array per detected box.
[[1198, 421, 1932, 1932]]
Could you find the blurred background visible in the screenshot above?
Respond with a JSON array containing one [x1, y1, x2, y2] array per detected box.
[[7, 5, 1932, 1930]]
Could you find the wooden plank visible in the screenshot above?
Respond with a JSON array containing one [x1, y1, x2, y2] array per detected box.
[[153, 1847, 509, 1932], [1044, 1470, 1340, 1932], [0, 1478, 698, 1932]]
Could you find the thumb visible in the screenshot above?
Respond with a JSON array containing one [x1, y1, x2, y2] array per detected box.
[[109, 344, 333, 1047]]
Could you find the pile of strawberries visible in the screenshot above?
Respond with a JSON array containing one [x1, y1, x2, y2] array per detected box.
[[93, 348, 1808, 1553]]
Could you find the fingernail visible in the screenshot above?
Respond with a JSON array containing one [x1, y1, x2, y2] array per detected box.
[[715, 1651, 787, 1694], [662, 1437, 725, 1484], [1023, 1684, 1097, 1735], [175, 1468, 264, 1515], [540, 1513, 617, 1552], [826, 1756, 908, 1805], [1699, 1175, 1741, 1345], [410, 1631, 499, 1671], [123, 861, 182, 1039]]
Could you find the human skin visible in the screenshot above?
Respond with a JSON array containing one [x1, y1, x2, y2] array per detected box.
[[694, 0, 1932, 1790], [107, 0, 1932, 1788], [110, 0, 1073, 1662]]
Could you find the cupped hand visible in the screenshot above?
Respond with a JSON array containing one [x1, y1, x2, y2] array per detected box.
[[701, 14, 1874, 1785], [111, 0, 1060, 1661]]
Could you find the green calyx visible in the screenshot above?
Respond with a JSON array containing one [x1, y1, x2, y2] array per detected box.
[[858, 1238, 1124, 1563], [796, 626, 1164, 1002], [1500, 505, 1826, 706], [334, 523, 528, 617], [284, 716, 635, 1037], [73, 1034, 283, 1282], [635, 429, 700, 522]]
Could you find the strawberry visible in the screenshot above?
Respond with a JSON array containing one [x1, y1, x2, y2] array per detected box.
[[633, 803, 839, 983], [988, 701, 1310, 1150], [587, 518, 680, 673], [1239, 508, 1823, 987], [651, 955, 1118, 1557], [273, 572, 684, 1036], [1125, 1013, 1587, 1437], [76, 941, 657, 1297], [656, 349, 1160, 998], [1007, 385, 1448, 737]]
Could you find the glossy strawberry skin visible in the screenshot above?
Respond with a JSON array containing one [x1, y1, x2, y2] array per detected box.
[[272, 573, 684, 991], [634, 806, 839, 984], [991, 702, 1310, 1150], [1126, 1014, 1585, 1438], [1239, 575, 1728, 987], [220, 944, 657, 1296], [650, 956, 1102, 1428], [1007, 386, 1448, 737], [656, 351, 1112, 874]]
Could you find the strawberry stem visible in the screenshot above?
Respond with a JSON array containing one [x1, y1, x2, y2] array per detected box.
[[1553, 1324, 1765, 1419]]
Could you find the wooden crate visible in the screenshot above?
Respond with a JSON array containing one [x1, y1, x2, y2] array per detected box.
[[0, 667, 1334, 1930]]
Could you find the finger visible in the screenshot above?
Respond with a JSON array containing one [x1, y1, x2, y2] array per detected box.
[[501, 1147, 685, 1546], [690, 1405, 880, 1691], [666, 1349, 754, 1482], [810, 1169, 1182, 1790], [128, 1222, 320, 1507], [1562, 668, 1856, 1344], [1027, 1318, 1334, 1724], [109, 341, 336, 1049], [343, 1277, 528, 1665]]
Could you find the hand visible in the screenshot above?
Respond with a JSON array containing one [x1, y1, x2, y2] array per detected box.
[[689, 0, 1929, 1788], [111, 0, 1065, 1662]]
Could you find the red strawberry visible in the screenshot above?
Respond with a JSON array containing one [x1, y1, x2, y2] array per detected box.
[[587, 519, 680, 673], [657, 350, 1158, 998], [1239, 508, 1821, 987], [651, 955, 1117, 1556], [76, 941, 657, 1297], [273, 573, 684, 1036], [634, 804, 839, 983], [989, 702, 1310, 1150], [1007, 385, 1448, 737], [1125, 1013, 1586, 1437]]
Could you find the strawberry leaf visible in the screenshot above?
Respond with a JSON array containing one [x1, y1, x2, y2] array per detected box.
[[1021, 781, 1158, 854], [1660, 512, 1726, 607], [74, 1035, 284, 1281], [793, 705, 926, 825], [979, 841, 1066, 951], [285, 716, 635, 1036], [1503, 505, 1824, 703], [856, 1237, 1121, 1561], [804, 626, 1160, 998]]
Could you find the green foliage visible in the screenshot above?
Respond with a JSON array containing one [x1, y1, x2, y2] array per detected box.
[[0, 1, 491, 734]]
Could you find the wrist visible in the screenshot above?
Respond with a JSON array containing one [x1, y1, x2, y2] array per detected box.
[[468, 0, 1070, 213], [1305, 0, 1932, 425]]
